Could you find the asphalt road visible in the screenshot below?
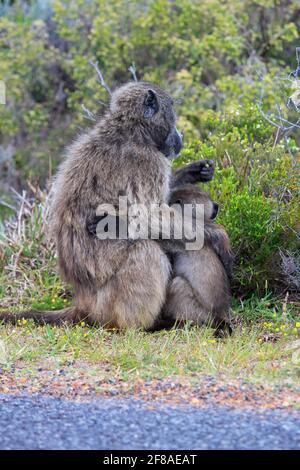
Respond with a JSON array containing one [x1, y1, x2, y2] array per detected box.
[[0, 394, 299, 450]]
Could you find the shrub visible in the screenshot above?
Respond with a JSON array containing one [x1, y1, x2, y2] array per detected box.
[[177, 139, 299, 295], [0, 0, 299, 298]]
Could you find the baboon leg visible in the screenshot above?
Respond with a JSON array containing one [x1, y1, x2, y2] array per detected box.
[[91, 241, 171, 330], [164, 276, 213, 326], [164, 276, 232, 334]]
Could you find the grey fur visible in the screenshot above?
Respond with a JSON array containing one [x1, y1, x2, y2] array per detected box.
[[163, 184, 234, 333]]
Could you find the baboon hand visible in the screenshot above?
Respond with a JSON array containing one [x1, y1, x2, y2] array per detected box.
[[173, 159, 215, 186], [209, 225, 234, 279], [195, 159, 215, 182], [86, 215, 105, 236]]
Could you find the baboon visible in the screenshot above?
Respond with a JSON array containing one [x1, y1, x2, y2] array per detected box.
[[0, 81, 224, 329], [163, 184, 234, 333]]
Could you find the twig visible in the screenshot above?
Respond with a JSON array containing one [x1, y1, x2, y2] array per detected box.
[[0, 199, 17, 212], [272, 103, 283, 150], [275, 103, 294, 157], [10, 187, 32, 210], [289, 46, 300, 78], [89, 60, 112, 96], [96, 100, 108, 107], [272, 115, 300, 130], [81, 104, 96, 122], [272, 127, 280, 151], [128, 63, 138, 82], [224, 150, 232, 166], [258, 46, 300, 158], [12, 246, 23, 279], [258, 105, 300, 131], [282, 291, 289, 320], [17, 191, 25, 240], [284, 134, 293, 157]]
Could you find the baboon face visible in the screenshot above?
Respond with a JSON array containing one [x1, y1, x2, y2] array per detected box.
[[170, 184, 219, 221], [110, 81, 183, 158]]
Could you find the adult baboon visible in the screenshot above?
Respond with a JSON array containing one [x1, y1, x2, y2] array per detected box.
[[163, 184, 234, 333], [0, 82, 222, 329]]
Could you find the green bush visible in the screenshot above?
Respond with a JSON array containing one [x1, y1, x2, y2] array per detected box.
[[177, 139, 299, 295], [0, 0, 299, 298]]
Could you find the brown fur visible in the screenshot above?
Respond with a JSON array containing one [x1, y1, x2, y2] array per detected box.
[[163, 184, 234, 332], [44, 82, 176, 329], [0, 83, 226, 330], [1, 82, 183, 329]]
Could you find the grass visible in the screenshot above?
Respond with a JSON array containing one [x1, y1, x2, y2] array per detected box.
[[0, 319, 299, 386], [0, 188, 299, 389]]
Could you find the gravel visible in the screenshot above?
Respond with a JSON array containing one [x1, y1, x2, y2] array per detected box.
[[0, 394, 299, 450]]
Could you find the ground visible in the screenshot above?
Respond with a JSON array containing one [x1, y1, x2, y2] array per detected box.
[[0, 320, 300, 449], [1, 189, 299, 427], [0, 321, 299, 407]]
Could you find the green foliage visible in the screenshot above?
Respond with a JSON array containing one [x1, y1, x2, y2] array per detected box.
[[0, 0, 299, 298], [1, 0, 300, 179], [31, 290, 70, 311], [178, 138, 299, 294]]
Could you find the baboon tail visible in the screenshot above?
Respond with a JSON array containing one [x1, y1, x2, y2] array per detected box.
[[0, 307, 81, 325]]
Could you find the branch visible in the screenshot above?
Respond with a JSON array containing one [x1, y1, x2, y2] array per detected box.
[[96, 99, 108, 107], [128, 63, 138, 82], [289, 46, 300, 78], [81, 104, 96, 122], [0, 199, 17, 212], [89, 60, 112, 96], [258, 104, 300, 131]]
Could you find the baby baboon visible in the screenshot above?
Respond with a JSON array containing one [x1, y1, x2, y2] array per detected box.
[[163, 184, 234, 333], [0, 82, 222, 329]]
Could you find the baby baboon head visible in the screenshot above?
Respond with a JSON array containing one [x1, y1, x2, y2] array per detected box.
[[109, 81, 182, 158], [170, 184, 219, 221]]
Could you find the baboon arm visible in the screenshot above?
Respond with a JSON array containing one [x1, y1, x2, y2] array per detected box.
[[86, 202, 198, 247], [148, 204, 203, 250], [163, 222, 234, 279], [204, 223, 234, 279], [172, 159, 215, 187]]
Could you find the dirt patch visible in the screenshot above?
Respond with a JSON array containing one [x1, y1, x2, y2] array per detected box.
[[0, 359, 299, 409]]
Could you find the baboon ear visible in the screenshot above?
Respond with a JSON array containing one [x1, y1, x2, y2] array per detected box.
[[143, 89, 159, 118]]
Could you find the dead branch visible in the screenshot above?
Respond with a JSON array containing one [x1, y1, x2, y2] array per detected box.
[[0, 199, 17, 212], [81, 104, 96, 122], [89, 60, 112, 96], [128, 63, 138, 82], [258, 47, 300, 153]]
